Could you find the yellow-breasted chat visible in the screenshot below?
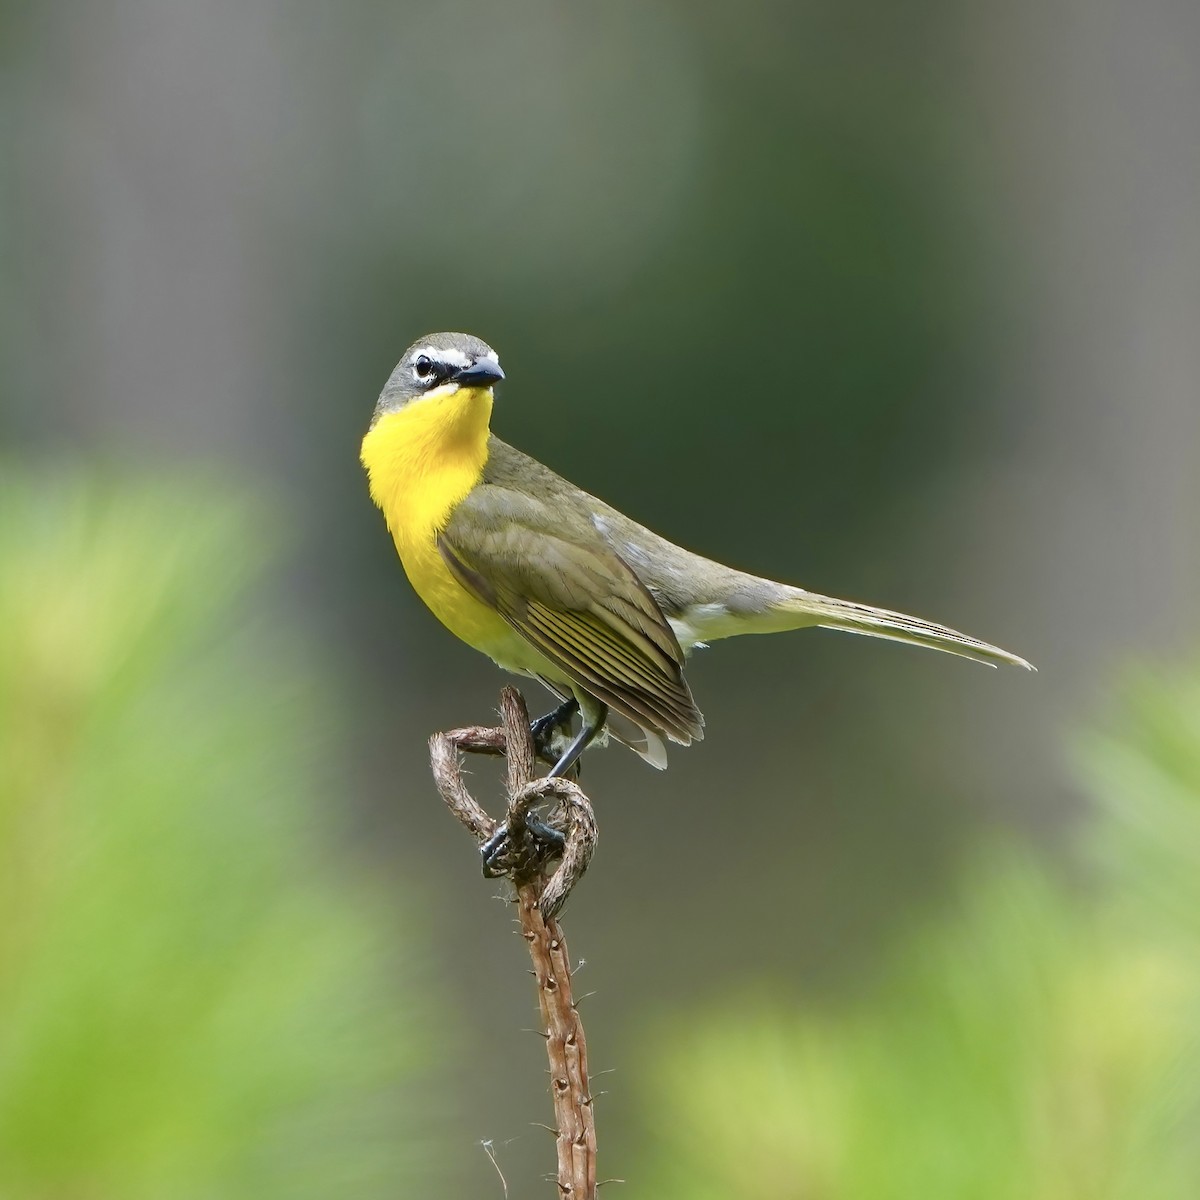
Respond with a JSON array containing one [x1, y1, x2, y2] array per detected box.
[[361, 331, 1032, 783]]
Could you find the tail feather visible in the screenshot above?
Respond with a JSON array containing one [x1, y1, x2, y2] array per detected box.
[[778, 590, 1035, 670]]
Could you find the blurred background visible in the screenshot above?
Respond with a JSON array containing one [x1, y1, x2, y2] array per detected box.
[[2, 1, 1199, 1195]]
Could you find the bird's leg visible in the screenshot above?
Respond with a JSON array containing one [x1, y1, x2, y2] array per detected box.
[[480, 813, 565, 877], [548, 704, 608, 780], [479, 702, 605, 877], [529, 697, 579, 764]]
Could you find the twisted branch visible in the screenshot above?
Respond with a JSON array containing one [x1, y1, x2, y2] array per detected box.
[[429, 687, 598, 1198]]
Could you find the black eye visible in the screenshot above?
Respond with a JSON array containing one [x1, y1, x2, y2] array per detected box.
[[413, 354, 435, 381]]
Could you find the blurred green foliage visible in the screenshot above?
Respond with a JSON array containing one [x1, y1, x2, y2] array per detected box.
[[631, 667, 1200, 1199], [0, 468, 432, 1198]]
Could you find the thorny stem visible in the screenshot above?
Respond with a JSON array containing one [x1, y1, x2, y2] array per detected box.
[[429, 687, 598, 1199]]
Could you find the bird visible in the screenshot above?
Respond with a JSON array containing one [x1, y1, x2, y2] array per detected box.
[[361, 331, 1033, 784]]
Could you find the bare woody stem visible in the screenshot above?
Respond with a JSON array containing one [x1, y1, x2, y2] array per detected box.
[[429, 687, 598, 1199]]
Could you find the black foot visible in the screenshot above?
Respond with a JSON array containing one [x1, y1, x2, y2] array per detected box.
[[530, 698, 579, 764], [481, 814, 566, 878], [548, 702, 608, 779]]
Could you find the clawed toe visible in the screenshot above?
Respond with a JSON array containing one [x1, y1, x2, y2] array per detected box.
[[479, 824, 510, 877], [529, 698, 579, 763], [480, 814, 566, 878]]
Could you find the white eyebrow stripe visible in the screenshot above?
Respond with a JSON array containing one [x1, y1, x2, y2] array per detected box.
[[411, 346, 472, 368]]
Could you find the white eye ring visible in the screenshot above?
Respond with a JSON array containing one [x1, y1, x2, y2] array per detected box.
[[412, 354, 435, 382]]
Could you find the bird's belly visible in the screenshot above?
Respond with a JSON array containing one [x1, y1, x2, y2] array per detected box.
[[361, 394, 566, 684], [393, 531, 560, 679], [395, 531, 505, 649]]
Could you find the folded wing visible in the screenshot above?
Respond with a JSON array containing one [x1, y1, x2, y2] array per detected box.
[[438, 482, 705, 746]]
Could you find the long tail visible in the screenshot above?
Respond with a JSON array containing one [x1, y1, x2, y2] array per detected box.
[[771, 589, 1034, 670]]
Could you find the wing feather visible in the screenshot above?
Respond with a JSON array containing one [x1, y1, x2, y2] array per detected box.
[[438, 482, 704, 745]]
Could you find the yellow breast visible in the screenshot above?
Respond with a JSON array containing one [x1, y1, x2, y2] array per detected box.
[[360, 386, 515, 656]]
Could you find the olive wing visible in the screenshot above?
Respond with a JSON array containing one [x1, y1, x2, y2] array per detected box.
[[438, 482, 704, 744]]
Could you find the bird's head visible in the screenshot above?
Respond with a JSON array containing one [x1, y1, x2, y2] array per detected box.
[[372, 331, 504, 424]]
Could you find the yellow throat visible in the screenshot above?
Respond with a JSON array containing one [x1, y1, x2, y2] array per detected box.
[[360, 384, 513, 655]]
